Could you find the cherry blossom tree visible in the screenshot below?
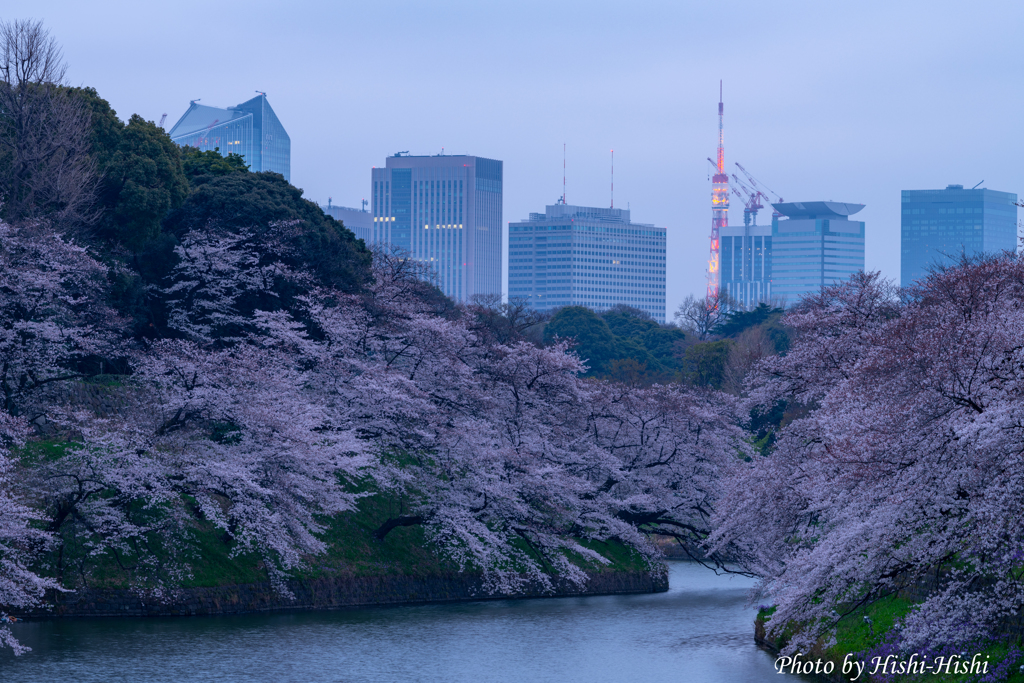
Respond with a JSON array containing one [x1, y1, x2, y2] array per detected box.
[[0, 220, 116, 418], [0, 414, 57, 655], [90, 226, 369, 589], [586, 381, 751, 569], [0, 219, 116, 652], [126, 339, 369, 589], [13, 224, 369, 599], [711, 258, 1024, 654], [0, 220, 191, 597], [294, 254, 614, 593], [162, 225, 310, 344]]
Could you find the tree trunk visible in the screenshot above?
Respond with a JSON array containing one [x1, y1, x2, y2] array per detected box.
[[373, 515, 424, 541]]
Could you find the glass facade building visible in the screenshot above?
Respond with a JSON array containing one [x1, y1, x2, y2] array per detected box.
[[322, 201, 372, 244], [901, 185, 1018, 286], [508, 204, 667, 323], [721, 223, 772, 308], [770, 201, 865, 306], [371, 154, 502, 301], [168, 94, 290, 181]]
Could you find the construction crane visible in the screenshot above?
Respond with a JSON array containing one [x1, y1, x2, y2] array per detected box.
[[735, 163, 783, 204], [158, 113, 167, 129], [734, 163, 783, 222], [730, 183, 766, 227], [730, 174, 768, 226]]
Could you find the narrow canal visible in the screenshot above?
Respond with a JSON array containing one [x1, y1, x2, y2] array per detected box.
[[1, 562, 808, 682]]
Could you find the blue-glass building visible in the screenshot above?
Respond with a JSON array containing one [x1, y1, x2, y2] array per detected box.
[[322, 201, 371, 244], [721, 222, 772, 308], [770, 201, 865, 306], [508, 204, 667, 323], [371, 154, 503, 301], [168, 93, 290, 181], [901, 185, 1018, 286]]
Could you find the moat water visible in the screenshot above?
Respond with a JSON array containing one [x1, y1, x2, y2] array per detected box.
[[1, 562, 807, 682]]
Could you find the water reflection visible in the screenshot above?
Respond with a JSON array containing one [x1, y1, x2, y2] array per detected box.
[[1, 562, 806, 682]]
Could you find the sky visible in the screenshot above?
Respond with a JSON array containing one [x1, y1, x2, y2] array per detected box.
[[26, 0, 1024, 316]]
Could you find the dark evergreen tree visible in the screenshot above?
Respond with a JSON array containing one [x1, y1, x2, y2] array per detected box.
[[96, 114, 188, 252], [180, 146, 249, 186], [544, 306, 619, 376], [682, 340, 734, 389]]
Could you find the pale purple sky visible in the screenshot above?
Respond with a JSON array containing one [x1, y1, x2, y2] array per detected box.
[[29, 0, 1024, 314]]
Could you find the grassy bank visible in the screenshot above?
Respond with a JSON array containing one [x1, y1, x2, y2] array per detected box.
[[28, 454, 653, 597], [756, 596, 1024, 683]]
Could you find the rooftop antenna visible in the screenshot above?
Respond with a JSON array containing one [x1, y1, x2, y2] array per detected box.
[[562, 143, 566, 204], [362, 198, 368, 212], [971, 180, 984, 189], [611, 149, 614, 209], [328, 197, 332, 209]]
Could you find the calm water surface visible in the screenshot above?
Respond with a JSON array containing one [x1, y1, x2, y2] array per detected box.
[[1, 562, 807, 682]]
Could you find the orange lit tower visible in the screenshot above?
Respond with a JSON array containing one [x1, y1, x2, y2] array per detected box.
[[708, 81, 729, 297]]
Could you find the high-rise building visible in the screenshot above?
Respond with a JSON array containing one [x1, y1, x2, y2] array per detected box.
[[168, 93, 290, 181], [371, 154, 502, 301], [322, 201, 371, 244], [721, 222, 772, 308], [508, 204, 667, 323], [770, 201, 865, 306], [901, 185, 1018, 286]]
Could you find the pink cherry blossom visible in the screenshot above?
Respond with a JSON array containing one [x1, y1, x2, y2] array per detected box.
[[711, 258, 1024, 654]]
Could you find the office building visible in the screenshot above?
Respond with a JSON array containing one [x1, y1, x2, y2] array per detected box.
[[371, 154, 502, 301], [508, 204, 667, 323], [721, 222, 772, 308], [901, 185, 1018, 286], [322, 200, 372, 244], [168, 93, 290, 181], [770, 201, 865, 305]]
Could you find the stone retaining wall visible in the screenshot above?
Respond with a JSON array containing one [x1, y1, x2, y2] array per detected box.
[[17, 569, 668, 619]]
